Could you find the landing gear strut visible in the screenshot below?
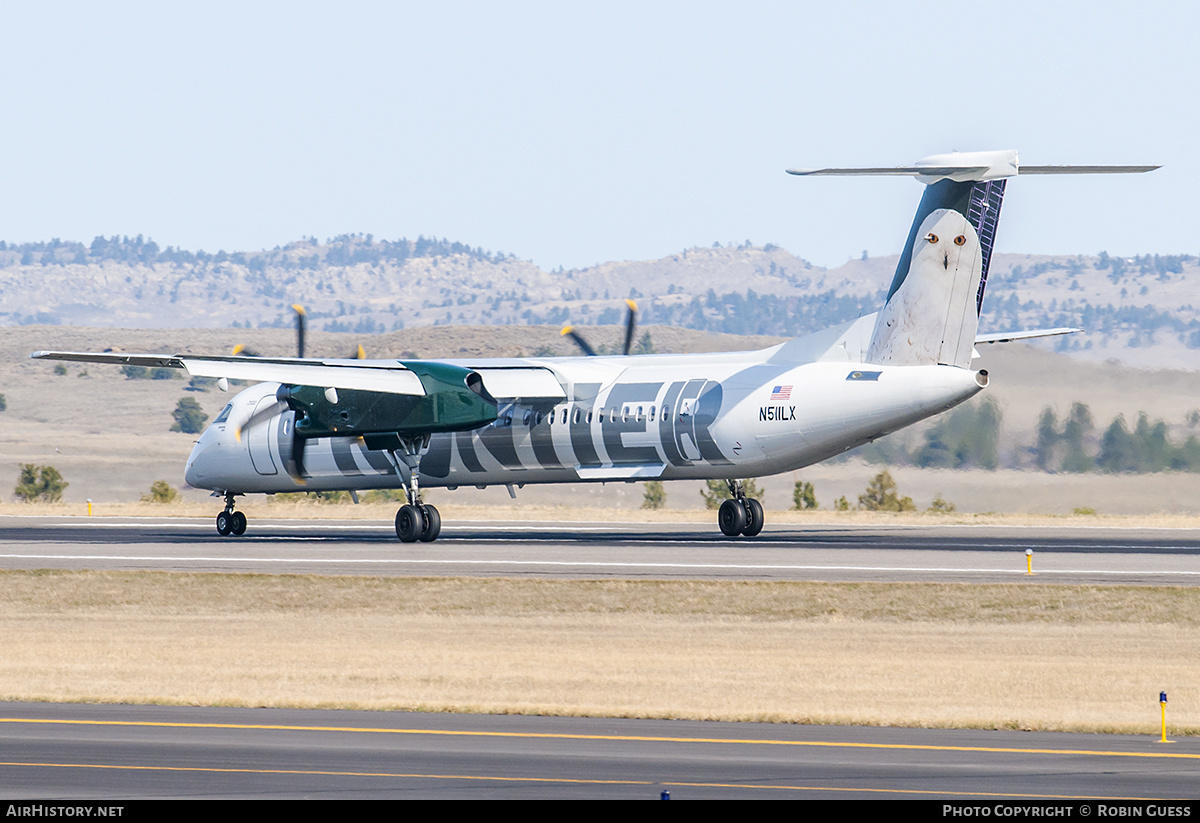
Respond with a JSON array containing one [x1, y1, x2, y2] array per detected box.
[[717, 480, 764, 538], [215, 492, 247, 537], [386, 436, 442, 543]]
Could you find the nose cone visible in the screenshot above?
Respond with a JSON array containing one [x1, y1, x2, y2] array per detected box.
[[184, 437, 208, 488]]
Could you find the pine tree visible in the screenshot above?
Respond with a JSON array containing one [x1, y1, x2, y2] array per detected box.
[[857, 470, 916, 512], [1034, 407, 1059, 471], [1060, 403, 1094, 473], [642, 481, 665, 509], [792, 480, 817, 510]]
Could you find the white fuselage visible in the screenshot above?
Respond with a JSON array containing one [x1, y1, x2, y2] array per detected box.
[[184, 340, 987, 495]]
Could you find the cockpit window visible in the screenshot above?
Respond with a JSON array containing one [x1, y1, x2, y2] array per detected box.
[[213, 404, 233, 424]]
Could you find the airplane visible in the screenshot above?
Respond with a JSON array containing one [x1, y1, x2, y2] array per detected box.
[[32, 149, 1157, 542]]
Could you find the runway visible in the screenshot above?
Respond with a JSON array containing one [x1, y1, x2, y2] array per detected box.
[[2, 702, 1198, 799], [4, 520, 1199, 800], [2, 515, 1200, 584]]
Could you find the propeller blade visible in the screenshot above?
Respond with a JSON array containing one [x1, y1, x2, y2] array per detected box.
[[234, 398, 287, 442], [622, 299, 638, 356], [292, 304, 306, 358], [354, 343, 366, 359], [293, 434, 309, 481], [560, 325, 596, 357], [231, 343, 262, 357]]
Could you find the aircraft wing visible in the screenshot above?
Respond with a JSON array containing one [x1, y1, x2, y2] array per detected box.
[[30, 351, 427, 395], [973, 328, 1081, 345]]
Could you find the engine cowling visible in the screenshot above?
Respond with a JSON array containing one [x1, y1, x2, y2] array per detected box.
[[277, 361, 497, 440]]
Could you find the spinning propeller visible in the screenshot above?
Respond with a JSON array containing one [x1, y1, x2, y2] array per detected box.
[[231, 304, 367, 360], [231, 304, 365, 480], [561, 299, 639, 357]]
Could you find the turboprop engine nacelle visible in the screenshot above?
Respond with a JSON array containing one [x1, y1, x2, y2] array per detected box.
[[277, 361, 498, 440]]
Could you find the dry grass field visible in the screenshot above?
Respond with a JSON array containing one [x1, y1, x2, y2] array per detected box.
[[1, 571, 1195, 735]]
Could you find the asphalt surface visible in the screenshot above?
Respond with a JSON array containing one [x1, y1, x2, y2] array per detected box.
[[2, 515, 1200, 584], [2, 702, 1197, 800]]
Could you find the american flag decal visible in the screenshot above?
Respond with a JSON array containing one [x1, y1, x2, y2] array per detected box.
[[770, 385, 792, 401]]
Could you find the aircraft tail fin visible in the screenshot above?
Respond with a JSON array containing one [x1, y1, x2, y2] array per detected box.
[[866, 175, 1002, 367], [789, 150, 1158, 368]]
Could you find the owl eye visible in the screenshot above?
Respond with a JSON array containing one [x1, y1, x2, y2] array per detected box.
[[954, 235, 966, 246], [924, 233, 938, 243]]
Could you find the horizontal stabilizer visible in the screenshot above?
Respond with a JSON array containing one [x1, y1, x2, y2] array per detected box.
[[974, 327, 1081, 344], [1018, 165, 1161, 175], [788, 150, 1158, 184]]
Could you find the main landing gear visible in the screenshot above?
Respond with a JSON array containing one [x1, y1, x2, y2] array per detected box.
[[717, 480, 764, 538], [395, 502, 441, 543], [386, 435, 442, 543], [215, 491, 247, 537]]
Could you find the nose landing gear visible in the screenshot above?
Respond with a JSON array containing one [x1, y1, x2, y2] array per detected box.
[[717, 480, 764, 537], [215, 492, 248, 537]]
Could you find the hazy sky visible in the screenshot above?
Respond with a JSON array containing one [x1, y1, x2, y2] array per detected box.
[[0, 1, 1191, 270]]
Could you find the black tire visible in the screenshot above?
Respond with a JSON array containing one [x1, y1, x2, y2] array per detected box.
[[742, 498, 764, 537], [230, 511, 247, 536], [419, 504, 441, 542], [718, 498, 746, 537], [216, 511, 233, 536], [395, 504, 423, 543]]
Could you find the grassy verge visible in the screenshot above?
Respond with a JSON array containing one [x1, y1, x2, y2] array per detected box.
[[2, 571, 1196, 734]]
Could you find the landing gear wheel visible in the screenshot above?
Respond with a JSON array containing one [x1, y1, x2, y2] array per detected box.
[[230, 511, 247, 536], [741, 498, 764, 537], [419, 504, 441, 542], [718, 498, 747, 537], [396, 504, 423, 543], [216, 511, 233, 536]]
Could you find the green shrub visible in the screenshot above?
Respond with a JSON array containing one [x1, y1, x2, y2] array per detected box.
[[171, 397, 209, 434], [857, 470, 916, 512], [642, 481, 665, 510], [792, 480, 817, 510], [927, 493, 956, 513], [142, 480, 180, 504], [14, 464, 68, 502]]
